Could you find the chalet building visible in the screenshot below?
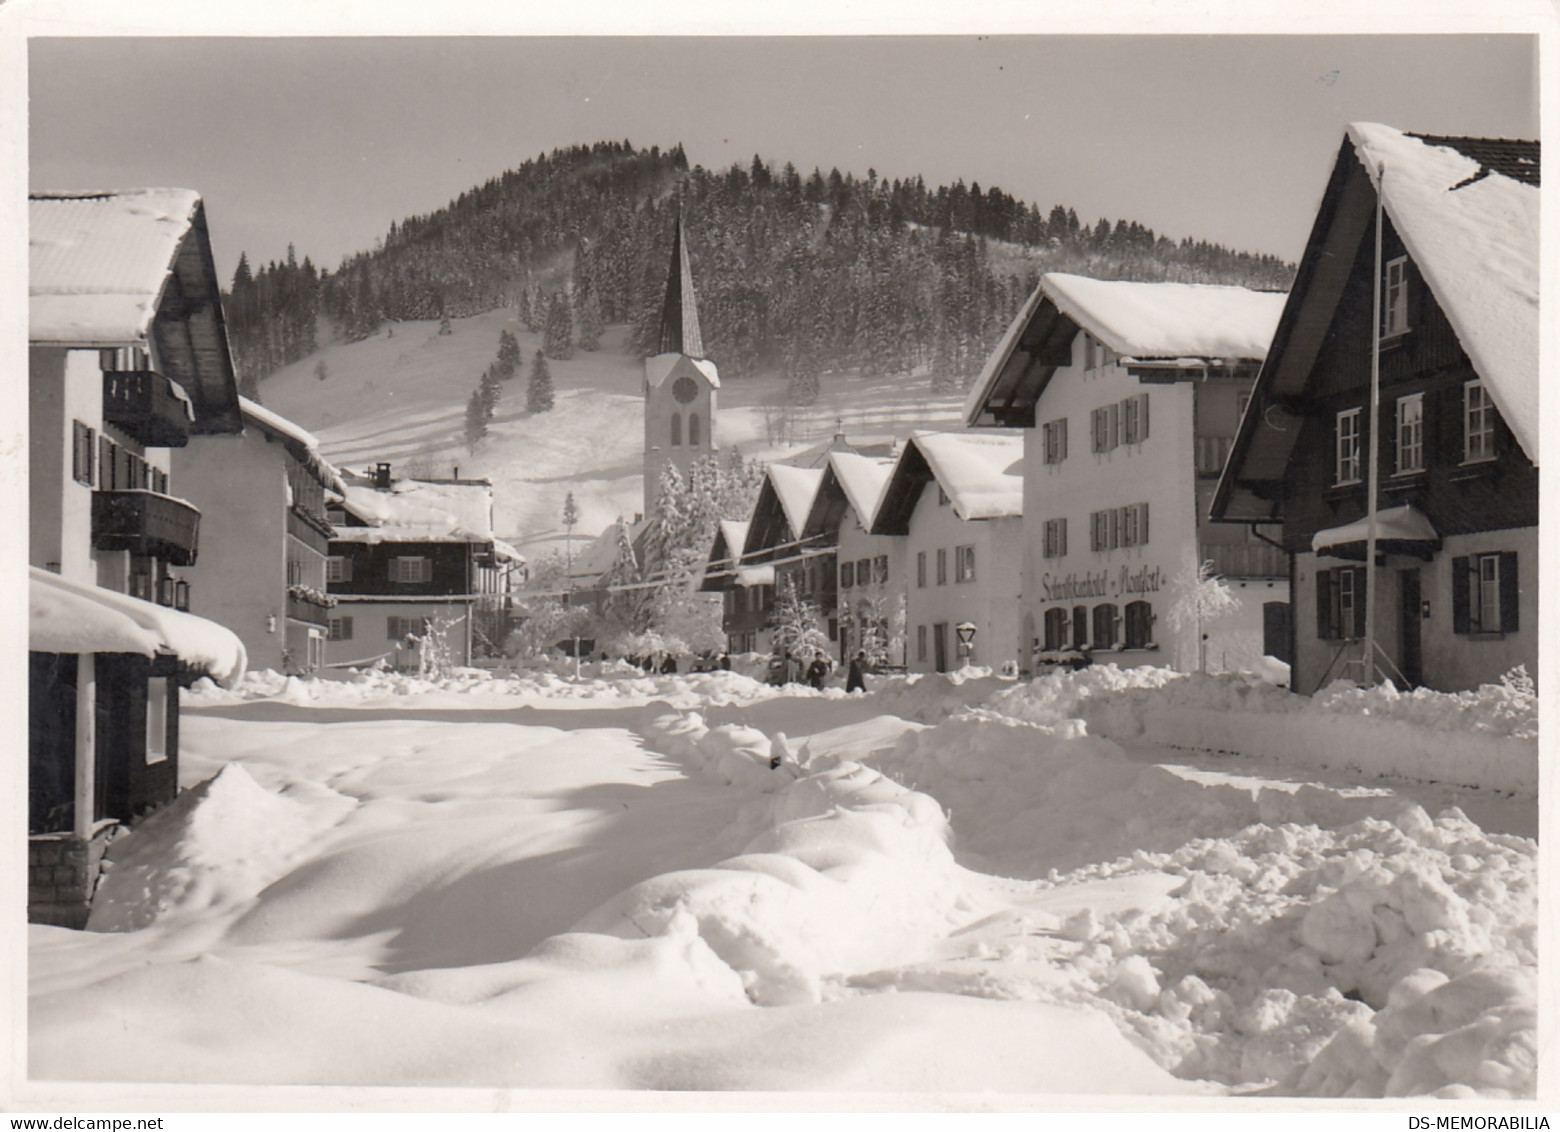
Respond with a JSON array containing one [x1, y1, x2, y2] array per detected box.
[[172, 398, 344, 675], [699, 519, 774, 655], [644, 216, 719, 518], [965, 273, 1289, 675], [28, 189, 247, 926], [324, 464, 523, 669], [870, 432, 1025, 674], [739, 463, 833, 650], [799, 451, 905, 665], [1212, 124, 1538, 695]]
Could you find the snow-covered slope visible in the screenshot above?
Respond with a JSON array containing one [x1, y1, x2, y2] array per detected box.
[[259, 314, 971, 562]]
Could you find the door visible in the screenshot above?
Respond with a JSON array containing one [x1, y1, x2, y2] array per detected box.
[[933, 621, 948, 673], [1262, 602, 1292, 664], [1399, 569, 1423, 689]]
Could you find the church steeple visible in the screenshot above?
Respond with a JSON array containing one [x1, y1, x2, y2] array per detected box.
[[655, 213, 704, 359]]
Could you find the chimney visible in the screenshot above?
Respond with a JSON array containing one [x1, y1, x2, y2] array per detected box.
[[374, 462, 392, 490]]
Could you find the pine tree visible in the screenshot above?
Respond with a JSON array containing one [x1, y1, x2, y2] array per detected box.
[[463, 388, 488, 452], [575, 288, 603, 352], [497, 329, 521, 377], [478, 362, 503, 418], [562, 491, 580, 572], [544, 293, 574, 359], [527, 349, 555, 413]]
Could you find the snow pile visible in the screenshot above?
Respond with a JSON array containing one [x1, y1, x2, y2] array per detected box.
[[861, 711, 1536, 1096], [88, 763, 356, 931], [985, 665, 1538, 794], [867, 666, 1017, 723]]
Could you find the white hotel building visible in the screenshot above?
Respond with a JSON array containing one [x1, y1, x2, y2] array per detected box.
[[965, 273, 1290, 675]]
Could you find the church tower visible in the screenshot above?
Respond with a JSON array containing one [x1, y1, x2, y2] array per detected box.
[[644, 214, 719, 519]]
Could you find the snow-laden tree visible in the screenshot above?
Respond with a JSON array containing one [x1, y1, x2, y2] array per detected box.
[[844, 583, 905, 667], [769, 575, 831, 662], [505, 596, 594, 659], [598, 519, 650, 641], [527, 349, 555, 413], [544, 293, 574, 360], [496, 329, 522, 378], [1166, 558, 1242, 673]]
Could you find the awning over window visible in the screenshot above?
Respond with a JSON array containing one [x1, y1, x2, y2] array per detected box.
[[1312, 505, 1440, 561], [735, 565, 776, 588]]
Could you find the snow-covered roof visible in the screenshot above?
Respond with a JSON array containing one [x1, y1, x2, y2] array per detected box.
[[30, 189, 203, 345], [491, 538, 525, 565], [334, 476, 496, 545], [1041, 274, 1287, 362], [1312, 504, 1439, 556], [29, 568, 248, 688], [1347, 123, 1539, 461], [828, 451, 895, 529], [767, 463, 826, 538], [912, 431, 1025, 521], [645, 353, 721, 390], [240, 397, 345, 495], [716, 520, 749, 562]]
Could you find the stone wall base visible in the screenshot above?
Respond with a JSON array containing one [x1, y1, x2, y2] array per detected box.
[[27, 824, 120, 930]]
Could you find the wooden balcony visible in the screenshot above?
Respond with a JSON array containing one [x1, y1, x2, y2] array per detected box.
[[102, 371, 191, 448], [286, 590, 330, 627], [92, 490, 200, 566], [1198, 540, 1289, 579]]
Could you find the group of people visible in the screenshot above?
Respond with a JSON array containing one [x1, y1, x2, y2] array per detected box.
[[768, 650, 870, 693]]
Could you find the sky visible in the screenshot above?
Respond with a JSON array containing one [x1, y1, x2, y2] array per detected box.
[[22, 29, 1540, 286]]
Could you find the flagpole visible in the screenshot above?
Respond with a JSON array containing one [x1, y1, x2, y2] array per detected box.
[[1362, 159, 1384, 685]]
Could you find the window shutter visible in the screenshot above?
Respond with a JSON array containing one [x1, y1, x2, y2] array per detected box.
[[1059, 517, 1067, 558], [421, 557, 433, 583], [1498, 551, 1519, 633], [341, 616, 353, 641], [1139, 394, 1149, 440], [1451, 556, 1471, 634], [1059, 418, 1068, 461], [1352, 567, 1368, 639], [1091, 408, 1103, 452], [1140, 502, 1149, 544], [1315, 569, 1333, 640]]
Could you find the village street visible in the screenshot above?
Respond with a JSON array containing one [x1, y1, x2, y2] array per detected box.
[[26, 666, 1538, 1097]]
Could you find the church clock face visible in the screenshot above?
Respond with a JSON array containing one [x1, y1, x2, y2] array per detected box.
[[672, 376, 699, 405]]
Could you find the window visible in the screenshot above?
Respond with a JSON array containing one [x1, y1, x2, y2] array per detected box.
[[1124, 601, 1154, 649], [1464, 381, 1495, 463], [873, 555, 888, 584], [73, 421, 95, 485], [1122, 394, 1150, 445], [1091, 508, 1124, 552], [670, 413, 682, 448], [1072, 606, 1089, 650], [1042, 607, 1070, 650], [1092, 604, 1120, 649], [1396, 393, 1424, 474], [145, 678, 169, 765], [1042, 418, 1069, 465], [688, 412, 700, 448], [935, 548, 947, 585], [1453, 552, 1518, 635], [841, 561, 854, 588], [916, 551, 927, 588], [916, 624, 928, 662], [1382, 255, 1409, 338], [954, 545, 976, 583], [328, 615, 354, 641], [150, 466, 167, 494], [391, 556, 432, 583], [1336, 409, 1362, 484], [326, 556, 352, 584], [1316, 566, 1368, 640], [1091, 403, 1121, 453], [388, 615, 429, 640], [1043, 517, 1067, 559], [1119, 502, 1150, 547]]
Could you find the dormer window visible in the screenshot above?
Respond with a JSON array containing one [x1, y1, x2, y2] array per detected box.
[[1382, 256, 1409, 338]]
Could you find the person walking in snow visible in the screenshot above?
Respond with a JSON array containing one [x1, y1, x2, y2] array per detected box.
[[846, 650, 867, 694], [805, 654, 829, 690]]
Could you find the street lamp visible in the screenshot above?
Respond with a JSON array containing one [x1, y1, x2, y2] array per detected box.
[[955, 621, 977, 665]]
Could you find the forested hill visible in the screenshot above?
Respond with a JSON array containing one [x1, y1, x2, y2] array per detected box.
[[225, 139, 1295, 400]]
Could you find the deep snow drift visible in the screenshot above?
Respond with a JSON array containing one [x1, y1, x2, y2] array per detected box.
[[27, 663, 1537, 1101]]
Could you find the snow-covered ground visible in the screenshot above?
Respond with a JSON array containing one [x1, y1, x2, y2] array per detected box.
[[26, 663, 1537, 1103]]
